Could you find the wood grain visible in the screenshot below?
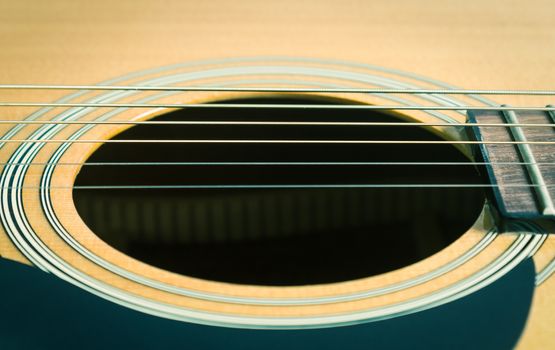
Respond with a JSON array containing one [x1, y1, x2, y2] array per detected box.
[[0, 0, 554, 348], [468, 110, 555, 219]]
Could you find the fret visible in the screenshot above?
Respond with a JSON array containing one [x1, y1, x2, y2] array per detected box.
[[468, 108, 555, 220]]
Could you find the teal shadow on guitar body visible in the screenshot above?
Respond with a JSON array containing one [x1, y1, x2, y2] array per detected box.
[[0, 257, 535, 350]]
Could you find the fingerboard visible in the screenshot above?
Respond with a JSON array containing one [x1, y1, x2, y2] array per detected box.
[[468, 108, 555, 220]]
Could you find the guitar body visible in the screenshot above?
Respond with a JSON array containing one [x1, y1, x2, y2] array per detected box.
[[1, 1, 554, 348]]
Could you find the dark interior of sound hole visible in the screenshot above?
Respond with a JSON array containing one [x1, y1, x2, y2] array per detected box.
[[73, 97, 485, 286]]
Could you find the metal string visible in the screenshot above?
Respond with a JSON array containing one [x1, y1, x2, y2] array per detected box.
[[1, 161, 554, 166], [1, 102, 555, 111], [0, 120, 552, 128], [1, 89, 552, 190], [0, 139, 554, 144], [5, 184, 555, 190], [1, 84, 555, 95]]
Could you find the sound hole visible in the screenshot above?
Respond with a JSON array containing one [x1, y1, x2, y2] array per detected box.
[[73, 97, 485, 286]]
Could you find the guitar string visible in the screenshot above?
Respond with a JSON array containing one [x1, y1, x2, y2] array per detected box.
[[2, 91, 552, 189], [0, 120, 553, 128], [0, 139, 554, 144], [0, 79, 548, 322], [1, 84, 555, 95], [5, 184, 555, 190], [3, 161, 550, 189], [0, 65, 548, 320], [1, 161, 553, 189], [1, 102, 555, 111], [1, 161, 554, 166]]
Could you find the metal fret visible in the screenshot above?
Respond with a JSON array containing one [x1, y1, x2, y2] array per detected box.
[[501, 107, 555, 216], [547, 105, 555, 124], [468, 108, 555, 219]]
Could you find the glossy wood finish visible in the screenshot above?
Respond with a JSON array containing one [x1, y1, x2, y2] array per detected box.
[[0, 0, 554, 348]]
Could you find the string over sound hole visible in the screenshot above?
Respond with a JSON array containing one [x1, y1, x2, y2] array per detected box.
[[73, 98, 485, 286]]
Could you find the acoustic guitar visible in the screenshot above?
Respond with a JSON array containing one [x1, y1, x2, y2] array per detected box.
[[1, 1, 554, 349]]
